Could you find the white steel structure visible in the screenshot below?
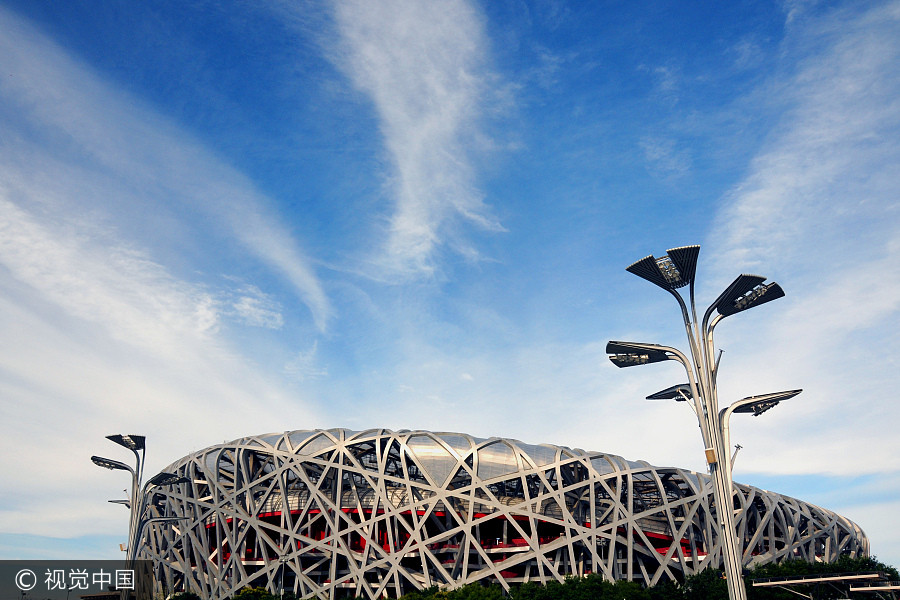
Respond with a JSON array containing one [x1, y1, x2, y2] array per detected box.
[[140, 428, 867, 599]]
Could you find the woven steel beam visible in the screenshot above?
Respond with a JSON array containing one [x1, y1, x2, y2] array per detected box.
[[141, 428, 868, 600]]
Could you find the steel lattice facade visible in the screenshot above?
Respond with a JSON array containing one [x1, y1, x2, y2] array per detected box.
[[141, 428, 867, 599]]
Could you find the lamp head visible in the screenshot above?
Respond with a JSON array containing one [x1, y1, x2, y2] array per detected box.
[[106, 434, 146, 452], [91, 455, 131, 472], [712, 275, 784, 318], [646, 383, 693, 401], [626, 245, 700, 291], [147, 472, 190, 487], [606, 341, 670, 368], [732, 389, 802, 416]]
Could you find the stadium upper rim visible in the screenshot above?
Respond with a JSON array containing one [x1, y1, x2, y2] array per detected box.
[[145, 427, 869, 600]]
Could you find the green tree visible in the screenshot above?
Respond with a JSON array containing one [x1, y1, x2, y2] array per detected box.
[[682, 568, 727, 600], [446, 583, 505, 600], [610, 580, 651, 600], [646, 579, 683, 600], [508, 581, 549, 600], [564, 574, 617, 600], [232, 587, 276, 600], [396, 556, 899, 600], [401, 586, 442, 600]]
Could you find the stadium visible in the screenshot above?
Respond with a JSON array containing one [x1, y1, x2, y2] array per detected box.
[[140, 428, 868, 600]]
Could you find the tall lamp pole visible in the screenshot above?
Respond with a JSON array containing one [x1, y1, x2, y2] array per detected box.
[[606, 245, 800, 600], [92, 435, 188, 567]]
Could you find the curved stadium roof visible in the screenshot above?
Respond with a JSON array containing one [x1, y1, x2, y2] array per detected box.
[[141, 428, 868, 600]]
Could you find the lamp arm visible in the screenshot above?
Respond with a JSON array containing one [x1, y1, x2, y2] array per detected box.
[[689, 279, 704, 371], [705, 313, 725, 385], [701, 298, 732, 399], [130, 516, 162, 565], [718, 404, 738, 461], [137, 446, 146, 496], [128, 493, 166, 565], [131, 447, 143, 569], [125, 448, 141, 511], [689, 280, 698, 331], [666, 287, 708, 398], [130, 471, 140, 505], [706, 312, 724, 341], [663, 287, 720, 435], [664, 352, 714, 449], [701, 298, 719, 336], [717, 401, 749, 499]]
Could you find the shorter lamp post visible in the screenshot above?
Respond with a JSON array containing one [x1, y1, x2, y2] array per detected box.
[[718, 390, 802, 490], [609, 343, 800, 596], [92, 435, 188, 566], [130, 473, 190, 564], [607, 244, 799, 600]]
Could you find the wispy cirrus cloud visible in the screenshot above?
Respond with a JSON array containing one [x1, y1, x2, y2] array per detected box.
[[0, 200, 319, 538], [675, 1, 900, 558], [229, 285, 285, 330], [706, 1, 900, 474], [0, 5, 330, 330], [640, 136, 692, 179], [328, 0, 505, 278], [0, 195, 219, 359], [710, 2, 900, 276], [0, 5, 324, 541]]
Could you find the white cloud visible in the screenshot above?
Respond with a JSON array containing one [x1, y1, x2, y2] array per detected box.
[[284, 341, 329, 381], [0, 272, 320, 538], [0, 195, 219, 360], [782, 0, 818, 25], [638, 63, 681, 99], [0, 5, 331, 330], [322, 332, 709, 473], [706, 1, 900, 478], [640, 136, 692, 178], [653, 65, 679, 93], [730, 37, 764, 71], [328, 0, 504, 278], [229, 285, 285, 330], [831, 498, 900, 569], [0, 6, 325, 541]]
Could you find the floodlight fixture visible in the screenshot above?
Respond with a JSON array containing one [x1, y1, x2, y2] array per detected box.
[[606, 341, 670, 368], [730, 389, 802, 416], [720, 282, 784, 317], [92, 455, 133, 472], [107, 434, 146, 452], [608, 353, 666, 368], [708, 274, 784, 319], [147, 472, 190, 487], [646, 383, 692, 401], [666, 245, 701, 285], [625, 245, 700, 292]]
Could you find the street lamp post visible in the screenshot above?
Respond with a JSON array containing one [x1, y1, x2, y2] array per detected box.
[[606, 245, 800, 600], [92, 435, 189, 567]]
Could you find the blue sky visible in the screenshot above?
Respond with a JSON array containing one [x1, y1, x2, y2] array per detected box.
[[1, 0, 899, 568]]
